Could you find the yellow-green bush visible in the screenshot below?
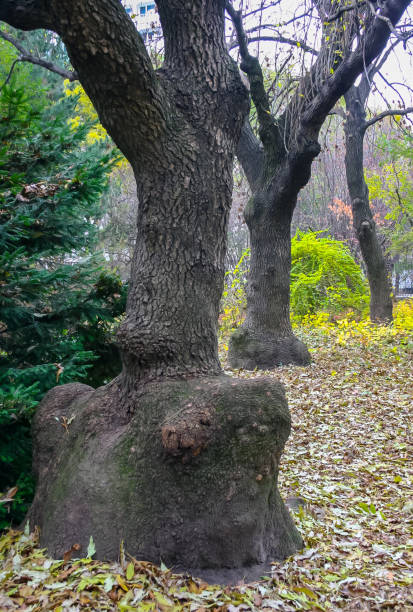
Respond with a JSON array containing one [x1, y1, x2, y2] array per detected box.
[[220, 232, 370, 339], [394, 299, 413, 331], [290, 231, 369, 318], [294, 300, 413, 350]]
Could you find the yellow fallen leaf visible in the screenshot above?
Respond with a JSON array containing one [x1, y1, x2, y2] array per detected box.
[[116, 574, 128, 592]]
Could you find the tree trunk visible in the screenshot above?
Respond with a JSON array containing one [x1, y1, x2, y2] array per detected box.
[[229, 192, 310, 369], [344, 88, 393, 323], [117, 124, 235, 389], [229, 130, 319, 369], [2, 0, 303, 579]]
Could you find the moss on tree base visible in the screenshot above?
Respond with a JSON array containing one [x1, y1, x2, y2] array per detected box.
[[27, 375, 303, 581], [228, 328, 311, 370]]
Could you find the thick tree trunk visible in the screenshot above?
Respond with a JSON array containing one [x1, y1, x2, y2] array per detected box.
[[117, 128, 234, 388], [344, 89, 393, 323], [229, 135, 319, 369], [229, 196, 310, 369], [2, 0, 304, 579]]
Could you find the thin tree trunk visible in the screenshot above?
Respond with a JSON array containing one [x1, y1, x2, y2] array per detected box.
[[344, 88, 393, 323]]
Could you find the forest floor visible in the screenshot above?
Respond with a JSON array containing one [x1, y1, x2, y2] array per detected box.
[[0, 317, 412, 610]]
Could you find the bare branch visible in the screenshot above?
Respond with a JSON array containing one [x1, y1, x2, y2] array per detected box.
[[377, 69, 410, 108], [0, 30, 78, 81], [19, 53, 77, 81], [302, 0, 412, 130], [225, 1, 279, 149], [229, 30, 317, 56], [242, 2, 283, 21], [364, 106, 413, 129], [0, 29, 33, 55], [0, 30, 77, 81], [0, 58, 21, 90], [324, 1, 366, 23]]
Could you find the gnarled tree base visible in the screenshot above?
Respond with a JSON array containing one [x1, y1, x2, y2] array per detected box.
[[27, 375, 303, 582], [228, 328, 311, 370]]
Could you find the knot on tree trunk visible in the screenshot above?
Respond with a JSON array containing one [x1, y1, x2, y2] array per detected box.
[[161, 405, 214, 461], [358, 216, 373, 238]]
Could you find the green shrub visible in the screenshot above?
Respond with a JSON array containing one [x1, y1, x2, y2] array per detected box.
[[290, 230, 369, 318], [0, 75, 124, 528]]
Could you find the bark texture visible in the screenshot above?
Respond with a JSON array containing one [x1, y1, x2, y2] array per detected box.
[[344, 87, 393, 323], [229, 145, 316, 369], [228, 0, 409, 369], [2, 0, 304, 576]]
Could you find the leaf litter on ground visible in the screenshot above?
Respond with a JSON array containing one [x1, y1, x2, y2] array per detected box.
[[1, 320, 412, 610]]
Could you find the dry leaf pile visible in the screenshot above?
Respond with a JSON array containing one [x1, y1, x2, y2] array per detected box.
[[1, 324, 412, 610]]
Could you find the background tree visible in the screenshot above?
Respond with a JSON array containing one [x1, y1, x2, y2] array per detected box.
[[226, 0, 412, 370], [367, 131, 413, 294], [339, 36, 413, 323], [0, 0, 303, 579]]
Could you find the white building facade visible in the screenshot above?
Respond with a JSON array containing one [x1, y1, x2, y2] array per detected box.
[[123, 1, 161, 41]]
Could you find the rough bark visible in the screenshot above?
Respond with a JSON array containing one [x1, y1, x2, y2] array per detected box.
[[28, 376, 302, 582], [229, 147, 316, 369], [228, 0, 410, 369], [344, 87, 393, 323], [2, 0, 304, 577]]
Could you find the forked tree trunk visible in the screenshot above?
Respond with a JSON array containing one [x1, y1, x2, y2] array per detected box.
[[227, 0, 408, 369], [2, 0, 303, 580], [344, 88, 393, 323]]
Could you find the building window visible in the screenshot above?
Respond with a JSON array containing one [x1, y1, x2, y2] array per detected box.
[[140, 6, 146, 15]]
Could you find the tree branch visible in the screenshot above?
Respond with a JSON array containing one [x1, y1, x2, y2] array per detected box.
[[301, 0, 411, 131], [364, 106, 413, 129], [0, 58, 21, 90], [367, 0, 412, 41], [0, 30, 78, 81], [0, 0, 167, 164], [229, 31, 317, 56], [324, 1, 366, 23], [225, 1, 279, 150]]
